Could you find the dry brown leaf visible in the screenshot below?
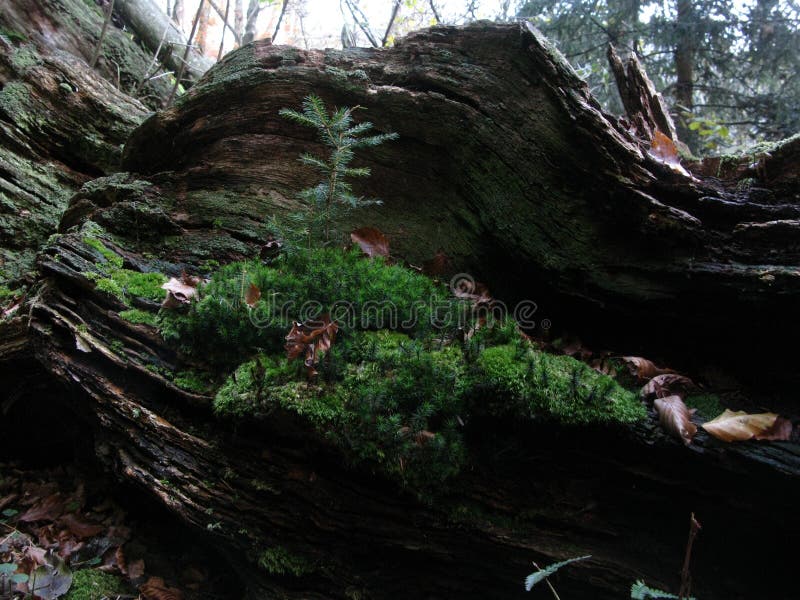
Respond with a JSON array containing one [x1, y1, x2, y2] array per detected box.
[[285, 314, 339, 378], [19, 494, 65, 522], [127, 558, 146, 580], [654, 395, 697, 446], [649, 130, 690, 175], [620, 356, 675, 382], [259, 236, 283, 260], [161, 276, 200, 308], [350, 227, 390, 258], [244, 283, 261, 308], [640, 374, 698, 400], [422, 249, 452, 276], [398, 427, 436, 446], [701, 409, 793, 442], [140, 576, 183, 600], [57, 513, 104, 540]]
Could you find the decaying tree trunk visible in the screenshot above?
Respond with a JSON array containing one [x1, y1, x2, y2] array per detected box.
[[0, 37, 148, 283], [0, 0, 213, 108], [114, 0, 215, 86], [2, 20, 800, 600]]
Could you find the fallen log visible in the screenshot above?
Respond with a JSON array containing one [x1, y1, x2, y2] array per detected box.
[[5, 21, 796, 600]]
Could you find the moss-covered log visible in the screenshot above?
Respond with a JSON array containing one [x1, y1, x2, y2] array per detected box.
[[0, 36, 147, 286], [114, 22, 800, 392], [2, 21, 796, 600]]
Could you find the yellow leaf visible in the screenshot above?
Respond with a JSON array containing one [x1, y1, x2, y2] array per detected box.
[[701, 409, 792, 442]]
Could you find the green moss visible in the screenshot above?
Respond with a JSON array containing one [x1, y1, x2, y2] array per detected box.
[[119, 308, 158, 327], [174, 370, 214, 394], [159, 248, 450, 367], [82, 234, 166, 304], [83, 236, 124, 268], [473, 344, 645, 426], [0, 28, 27, 43], [64, 569, 128, 600], [9, 45, 41, 71], [257, 547, 312, 577], [685, 393, 724, 420]]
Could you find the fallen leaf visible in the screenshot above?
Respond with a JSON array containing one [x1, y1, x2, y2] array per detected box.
[[244, 283, 261, 308], [127, 558, 146, 580], [422, 249, 451, 275], [19, 494, 65, 522], [398, 427, 436, 446], [620, 356, 674, 382], [648, 130, 690, 176], [161, 276, 200, 308], [29, 552, 72, 600], [140, 576, 183, 600], [701, 409, 793, 442], [350, 227, 390, 258], [640, 374, 698, 400], [75, 334, 92, 353], [259, 236, 283, 260], [58, 513, 104, 540], [654, 395, 697, 446], [285, 314, 339, 378]]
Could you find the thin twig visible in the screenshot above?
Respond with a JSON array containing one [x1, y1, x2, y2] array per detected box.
[[209, 0, 242, 45], [343, 0, 379, 47], [679, 512, 701, 600], [134, 20, 171, 97], [531, 561, 562, 600], [90, 0, 115, 68], [272, 0, 289, 42], [167, 0, 206, 106], [428, 0, 442, 24], [381, 0, 402, 47], [218, 0, 231, 59]]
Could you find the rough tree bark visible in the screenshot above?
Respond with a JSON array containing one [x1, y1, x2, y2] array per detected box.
[[2, 20, 799, 600]]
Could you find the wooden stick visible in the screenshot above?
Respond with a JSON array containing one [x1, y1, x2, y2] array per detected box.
[[90, 0, 116, 68], [679, 512, 701, 599], [167, 0, 206, 106]]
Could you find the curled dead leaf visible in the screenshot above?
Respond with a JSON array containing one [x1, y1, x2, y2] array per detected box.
[[19, 494, 65, 522], [140, 576, 183, 600], [285, 314, 339, 378], [259, 236, 283, 260], [701, 410, 793, 442], [422, 249, 452, 276], [620, 356, 675, 382], [654, 395, 697, 446], [649, 130, 690, 176], [161, 272, 206, 308], [244, 283, 261, 308], [57, 513, 104, 540], [398, 427, 436, 446], [350, 227, 389, 258], [640, 374, 698, 400]]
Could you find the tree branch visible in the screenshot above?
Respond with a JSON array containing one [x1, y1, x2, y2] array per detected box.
[[167, 0, 206, 106], [272, 0, 289, 42], [382, 0, 402, 47], [343, 0, 379, 47], [218, 0, 231, 59], [90, 0, 115, 68], [428, 0, 442, 24], [208, 0, 241, 45]]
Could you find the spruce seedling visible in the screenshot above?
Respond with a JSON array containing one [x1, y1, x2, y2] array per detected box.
[[279, 95, 397, 247]]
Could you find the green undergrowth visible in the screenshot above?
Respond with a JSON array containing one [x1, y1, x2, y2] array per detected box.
[[64, 569, 129, 600], [159, 247, 645, 496], [158, 248, 450, 367], [685, 393, 724, 420], [257, 546, 313, 577], [81, 228, 166, 306], [119, 308, 158, 327]]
